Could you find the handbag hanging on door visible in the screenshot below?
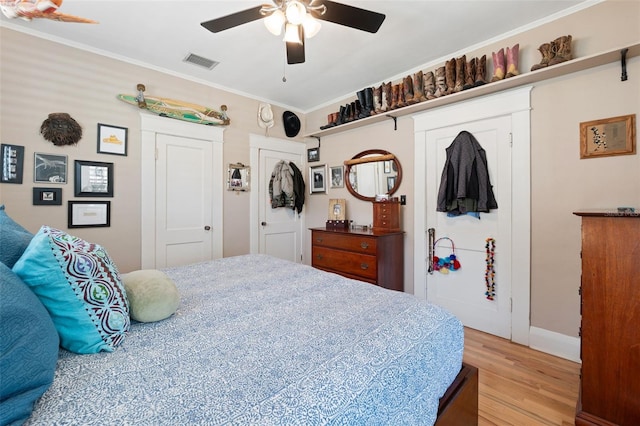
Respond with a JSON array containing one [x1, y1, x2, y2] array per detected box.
[[432, 237, 461, 274]]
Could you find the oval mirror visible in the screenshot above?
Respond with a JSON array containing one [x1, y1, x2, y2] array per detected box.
[[344, 149, 402, 202]]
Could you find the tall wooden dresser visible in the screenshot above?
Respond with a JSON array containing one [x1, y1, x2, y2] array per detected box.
[[574, 211, 640, 425], [310, 228, 404, 292]]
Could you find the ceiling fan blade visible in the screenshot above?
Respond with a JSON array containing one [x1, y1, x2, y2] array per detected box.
[[287, 38, 306, 64], [201, 5, 264, 33], [311, 1, 385, 33]]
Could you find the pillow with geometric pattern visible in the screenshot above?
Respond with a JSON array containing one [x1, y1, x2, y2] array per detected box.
[[12, 226, 129, 354]]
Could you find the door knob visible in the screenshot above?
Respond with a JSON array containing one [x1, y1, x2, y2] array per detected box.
[[261, 222, 267, 226], [204, 225, 211, 231]]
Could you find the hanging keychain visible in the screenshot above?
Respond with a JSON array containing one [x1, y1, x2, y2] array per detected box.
[[432, 237, 461, 274]]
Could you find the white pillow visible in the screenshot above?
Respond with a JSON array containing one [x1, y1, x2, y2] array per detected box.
[[121, 270, 179, 323]]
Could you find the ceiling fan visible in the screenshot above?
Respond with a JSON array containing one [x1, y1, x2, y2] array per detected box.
[[200, 1, 385, 64]]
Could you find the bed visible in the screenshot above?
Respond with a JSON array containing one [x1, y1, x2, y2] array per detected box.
[[9, 250, 478, 424]]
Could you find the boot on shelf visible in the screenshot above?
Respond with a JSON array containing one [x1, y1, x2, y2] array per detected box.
[[403, 75, 416, 105], [396, 81, 407, 108], [424, 71, 436, 99], [413, 71, 427, 103], [506, 44, 520, 78], [363, 87, 374, 117], [491, 48, 505, 82], [549, 35, 572, 66], [372, 85, 382, 114], [454, 55, 466, 92], [531, 42, 552, 71], [463, 57, 476, 90], [381, 82, 392, 112], [390, 84, 399, 109], [433, 66, 447, 98], [445, 58, 456, 94], [475, 54, 487, 86]]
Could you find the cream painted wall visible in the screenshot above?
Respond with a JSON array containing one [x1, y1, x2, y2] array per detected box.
[[304, 0, 640, 338], [0, 27, 305, 273]]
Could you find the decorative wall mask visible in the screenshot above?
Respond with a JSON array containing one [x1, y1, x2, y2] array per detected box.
[[40, 113, 83, 146]]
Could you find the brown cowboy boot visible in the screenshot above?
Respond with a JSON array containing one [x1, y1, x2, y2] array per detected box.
[[381, 82, 392, 112], [531, 42, 553, 71], [390, 84, 399, 109], [491, 48, 505, 82], [548, 35, 572, 66], [474, 55, 487, 86], [424, 71, 436, 99], [433, 66, 447, 98], [396, 81, 407, 108], [506, 44, 520, 78], [445, 58, 456, 94], [372, 85, 382, 114], [413, 71, 426, 103], [453, 55, 466, 92], [463, 57, 476, 90], [403, 75, 415, 105]]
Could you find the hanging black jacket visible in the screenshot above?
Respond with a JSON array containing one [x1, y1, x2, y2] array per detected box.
[[436, 131, 497, 215], [289, 162, 305, 214]]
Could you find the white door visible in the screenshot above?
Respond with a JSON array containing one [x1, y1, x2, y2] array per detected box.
[[155, 134, 213, 268], [250, 134, 306, 263], [425, 116, 512, 339]]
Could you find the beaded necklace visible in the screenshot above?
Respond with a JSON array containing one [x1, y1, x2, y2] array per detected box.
[[485, 237, 496, 300]]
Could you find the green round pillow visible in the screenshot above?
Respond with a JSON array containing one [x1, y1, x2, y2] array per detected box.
[[121, 270, 180, 323]]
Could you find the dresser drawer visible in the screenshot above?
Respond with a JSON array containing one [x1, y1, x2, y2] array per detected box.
[[312, 231, 377, 254], [312, 246, 377, 280]]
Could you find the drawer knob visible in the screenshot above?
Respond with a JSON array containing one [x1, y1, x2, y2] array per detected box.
[[316, 238, 323, 243], [360, 263, 369, 270], [360, 242, 369, 249], [316, 254, 323, 259]]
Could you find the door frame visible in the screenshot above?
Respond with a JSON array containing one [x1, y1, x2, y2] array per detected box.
[[413, 86, 532, 345], [249, 134, 307, 256], [140, 113, 225, 269]]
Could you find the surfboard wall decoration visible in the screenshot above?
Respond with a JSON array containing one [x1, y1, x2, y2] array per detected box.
[[117, 84, 230, 126]]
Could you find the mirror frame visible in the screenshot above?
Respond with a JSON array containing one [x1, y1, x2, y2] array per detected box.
[[344, 149, 403, 202]]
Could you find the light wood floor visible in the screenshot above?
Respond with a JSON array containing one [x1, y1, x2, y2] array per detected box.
[[463, 327, 581, 426]]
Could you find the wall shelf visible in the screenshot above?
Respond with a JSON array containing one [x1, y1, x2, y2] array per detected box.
[[304, 42, 640, 139]]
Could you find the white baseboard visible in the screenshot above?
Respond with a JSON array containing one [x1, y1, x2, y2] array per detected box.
[[528, 326, 581, 363]]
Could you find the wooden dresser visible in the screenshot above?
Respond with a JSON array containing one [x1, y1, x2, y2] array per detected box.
[[574, 211, 640, 426], [310, 228, 404, 291]]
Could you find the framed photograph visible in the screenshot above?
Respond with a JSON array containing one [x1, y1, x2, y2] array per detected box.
[[309, 164, 327, 194], [68, 201, 110, 228], [328, 198, 346, 220], [74, 160, 114, 197], [330, 165, 344, 188], [384, 160, 391, 174], [97, 123, 128, 156], [1, 144, 24, 184], [34, 153, 67, 183], [387, 176, 396, 192], [33, 187, 62, 205], [227, 163, 250, 192], [580, 114, 636, 159], [307, 147, 320, 163]]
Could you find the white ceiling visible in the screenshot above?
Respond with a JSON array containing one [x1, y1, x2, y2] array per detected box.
[[1, 0, 589, 112]]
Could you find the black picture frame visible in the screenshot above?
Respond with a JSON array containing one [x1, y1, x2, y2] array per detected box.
[[33, 187, 62, 205], [68, 201, 111, 228], [307, 147, 320, 162], [34, 152, 67, 184], [1, 144, 24, 184], [97, 123, 128, 156], [74, 160, 114, 197]]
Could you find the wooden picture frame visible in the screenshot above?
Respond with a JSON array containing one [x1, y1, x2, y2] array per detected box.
[[309, 164, 327, 194], [1, 144, 24, 184], [328, 198, 346, 220], [34, 153, 67, 184], [330, 165, 344, 188], [33, 187, 62, 205], [307, 147, 320, 162], [68, 201, 111, 228], [579, 114, 636, 159], [74, 160, 114, 197], [97, 123, 128, 156]]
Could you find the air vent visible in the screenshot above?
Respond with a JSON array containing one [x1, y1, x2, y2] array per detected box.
[[183, 53, 219, 70]]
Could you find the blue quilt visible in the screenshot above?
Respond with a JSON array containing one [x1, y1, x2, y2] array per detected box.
[[26, 254, 463, 425]]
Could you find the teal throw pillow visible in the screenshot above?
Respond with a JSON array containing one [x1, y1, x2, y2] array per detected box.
[[12, 226, 129, 354], [0, 204, 33, 268]]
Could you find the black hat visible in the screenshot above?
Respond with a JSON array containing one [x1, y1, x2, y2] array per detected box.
[[283, 111, 301, 138]]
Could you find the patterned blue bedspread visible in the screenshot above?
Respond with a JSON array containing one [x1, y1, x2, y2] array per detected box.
[[27, 254, 463, 425]]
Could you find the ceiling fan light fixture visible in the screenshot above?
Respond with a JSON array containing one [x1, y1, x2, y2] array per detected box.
[[283, 23, 303, 44], [264, 9, 285, 36], [285, 1, 306, 25], [302, 14, 321, 38]]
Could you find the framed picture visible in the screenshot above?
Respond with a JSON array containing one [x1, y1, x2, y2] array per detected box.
[[1, 144, 24, 184], [387, 176, 396, 192], [384, 160, 391, 174], [74, 160, 114, 197], [328, 198, 346, 220], [307, 147, 320, 162], [97, 123, 128, 156], [33, 187, 62, 205], [579, 114, 636, 159], [68, 201, 110, 228], [34, 153, 67, 184], [330, 165, 344, 188], [309, 164, 327, 194], [227, 163, 250, 192]]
